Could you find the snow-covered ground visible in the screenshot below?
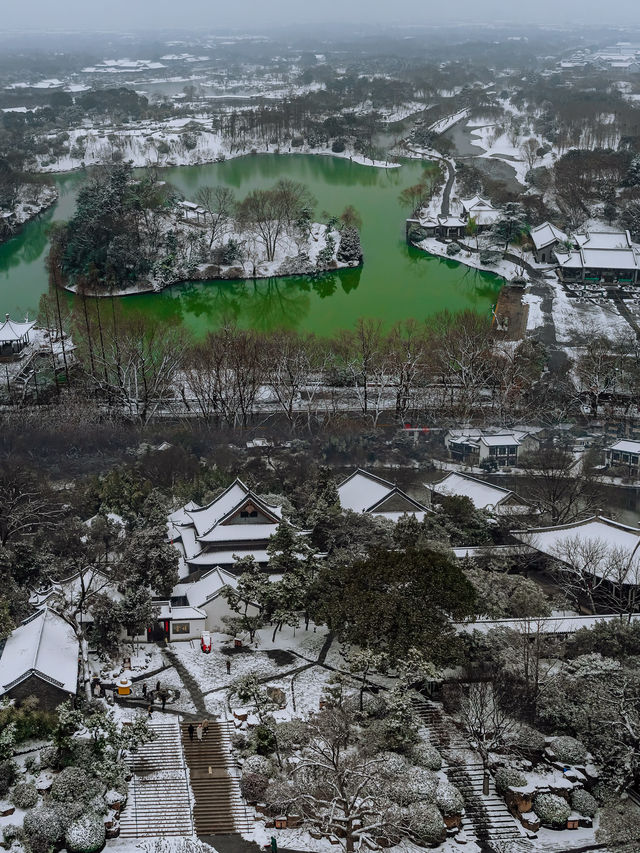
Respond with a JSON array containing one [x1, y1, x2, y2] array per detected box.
[[415, 237, 521, 283], [549, 278, 632, 343], [468, 123, 556, 186]]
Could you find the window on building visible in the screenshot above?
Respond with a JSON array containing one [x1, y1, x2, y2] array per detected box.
[[172, 622, 190, 635]]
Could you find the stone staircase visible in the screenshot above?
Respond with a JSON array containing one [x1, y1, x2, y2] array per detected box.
[[120, 720, 194, 838], [180, 719, 253, 836], [413, 699, 533, 852]]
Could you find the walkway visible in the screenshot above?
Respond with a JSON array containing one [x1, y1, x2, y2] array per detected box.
[[163, 644, 208, 716], [413, 698, 533, 852], [120, 719, 193, 838], [180, 719, 253, 836]]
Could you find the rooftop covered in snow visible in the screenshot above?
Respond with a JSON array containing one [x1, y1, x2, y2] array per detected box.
[[430, 472, 531, 514], [0, 608, 79, 695]]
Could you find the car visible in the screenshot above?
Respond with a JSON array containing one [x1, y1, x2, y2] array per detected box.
[[200, 631, 212, 653]]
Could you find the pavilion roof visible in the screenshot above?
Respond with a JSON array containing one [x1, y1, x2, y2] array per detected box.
[[0, 315, 36, 342]]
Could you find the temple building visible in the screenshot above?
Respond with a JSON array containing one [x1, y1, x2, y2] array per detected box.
[[168, 478, 288, 576]]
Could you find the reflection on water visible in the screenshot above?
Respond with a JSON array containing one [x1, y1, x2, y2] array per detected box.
[[0, 154, 503, 336]]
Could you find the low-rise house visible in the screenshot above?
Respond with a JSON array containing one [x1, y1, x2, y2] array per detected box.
[[337, 468, 432, 522], [459, 196, 501, 231], [168, 478, 289, 575], [444, 428, 540, 468], [171, 566, 258, 634], [529, 222, 569, 264], [605, 439, 640, 475], [556, 230, 640, 285], [0, 608, 79, 710], [429, 471, 532, 515]]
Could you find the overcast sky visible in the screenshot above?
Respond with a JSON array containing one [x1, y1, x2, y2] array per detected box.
[[2, 0, 639, 30]]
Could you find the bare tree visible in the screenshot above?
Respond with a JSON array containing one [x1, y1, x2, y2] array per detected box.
[[236, 179, 316, 262], [194, 185, 235, 248], [459, 682, 517, 766]]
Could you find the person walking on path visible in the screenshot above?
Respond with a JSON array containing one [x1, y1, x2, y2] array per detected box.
[[202, 719, 209, 737], [161, 692, 167, 711], [156, 680, 161, 694], [147, 703, 153, 718], [142, 683, 147, 699], [226, 659, 231, 675], [196, 724, 203, 742], [188, 723, 195, 742]]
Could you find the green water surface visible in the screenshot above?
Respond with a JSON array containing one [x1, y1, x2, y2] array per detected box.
[[0, 154, 502, 336]]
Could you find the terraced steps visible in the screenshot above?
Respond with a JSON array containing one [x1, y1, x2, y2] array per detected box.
[[413, 699, 533, 851], [120, 720, 193, 838], [180, 720, 252, 836]]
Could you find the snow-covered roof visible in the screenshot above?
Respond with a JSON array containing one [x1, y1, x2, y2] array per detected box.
[[608, 439, 640, 454], [460, 195, 496, 212], [455, 612, 640, 635], [431, 472, 529, 513], [0, 315, 36, 342], [575, 230, 632, 250], [182, 480, 282, 538], [530, 222, 568, 251], [480, 434, 522, 447], [438, 216, 466, 227], [174, 566, 239, 608], [186, 548, 270, 567], [558, 245, 640, 271], [198, 522, 279, 545], [29, 568, 120, 610], [515, 516, 640, 584], [157, 604, 206, 621], [337, 469, 431, 519], [337, 469, 396, 513], [0, 608, 79, 695]]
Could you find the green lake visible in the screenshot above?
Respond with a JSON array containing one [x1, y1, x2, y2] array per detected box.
[[0, 154, 503, 336]]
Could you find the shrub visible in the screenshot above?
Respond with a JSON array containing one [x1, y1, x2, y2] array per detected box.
[[336, 227, 362, 265], [23, 806, 65, 853], [50, 766, 103, 805], [2, 824, 22, 845], [411, 743, 442, 771], [11, 782, 39, 809], [65, 813, 106, 853], [549, 736, 587, 765], [378, 751, 410, 779], [571, 788, 598, 818], [391, 766, 438, 805], [533, 792, 571, 829], [494, 767, 527, 797], [0, 759, 17, 796], [24, 755, 39, 773], [240, 772, 269, 803], [38, 746, 59, 770], [291, 137, 304, 148], [406, 802, 446, 846], [242, 755, 273, 777], [331, 139, 346, 153], [446, 242, 461, 256], [479, 249, 503, 265], [435, 782, 464, 817]]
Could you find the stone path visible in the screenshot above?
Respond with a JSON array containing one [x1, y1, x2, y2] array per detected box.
[[162, 643, 208, 716]]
